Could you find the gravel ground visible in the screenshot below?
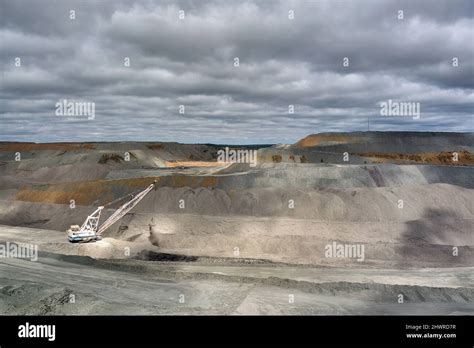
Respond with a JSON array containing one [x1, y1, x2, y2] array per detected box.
[[0, 133, 472, 315]]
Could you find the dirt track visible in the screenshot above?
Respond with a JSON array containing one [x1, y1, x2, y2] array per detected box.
[[1, 244, 472, 315]]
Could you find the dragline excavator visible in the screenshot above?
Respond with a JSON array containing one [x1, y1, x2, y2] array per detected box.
[[67, 181, 157, 243]]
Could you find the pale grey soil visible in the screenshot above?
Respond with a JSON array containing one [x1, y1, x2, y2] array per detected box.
[[0, 224, 472, 315], [1, 250, 473, 315], [0, 133, 473, 315]]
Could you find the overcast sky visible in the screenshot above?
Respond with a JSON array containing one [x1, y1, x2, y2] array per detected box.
[[0, 0, 473, 144]]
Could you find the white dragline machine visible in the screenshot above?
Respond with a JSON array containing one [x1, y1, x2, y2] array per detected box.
[[67, 181, 157, 243]]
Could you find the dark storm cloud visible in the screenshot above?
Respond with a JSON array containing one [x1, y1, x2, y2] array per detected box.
[[0, 0, 472, 143]]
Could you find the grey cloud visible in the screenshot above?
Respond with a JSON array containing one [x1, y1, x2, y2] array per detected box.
[[0, 0, 472, 144]]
